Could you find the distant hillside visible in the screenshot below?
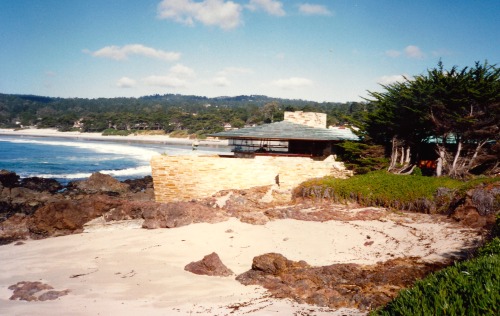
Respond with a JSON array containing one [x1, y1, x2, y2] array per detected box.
[[0, 93, 370, 136]]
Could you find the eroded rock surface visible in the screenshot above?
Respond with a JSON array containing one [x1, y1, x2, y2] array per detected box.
[[142, 201, 227, 229], [236, 253, 445, 311]]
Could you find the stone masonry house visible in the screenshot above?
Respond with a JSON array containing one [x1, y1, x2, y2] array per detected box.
[[150, 112, 358, 203]]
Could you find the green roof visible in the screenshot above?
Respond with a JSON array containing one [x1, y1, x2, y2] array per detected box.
[[210, 121, 359, 141]]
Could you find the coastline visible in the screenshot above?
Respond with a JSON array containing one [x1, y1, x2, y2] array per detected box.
[[0, 128, 229, 148]]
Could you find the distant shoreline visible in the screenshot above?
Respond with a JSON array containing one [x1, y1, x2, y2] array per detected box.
[[0, 128, 229, 148]]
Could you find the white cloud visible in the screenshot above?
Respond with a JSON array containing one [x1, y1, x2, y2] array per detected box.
[[211, 66, 253, 87], [216, 66, 254, 76], [116, 77, 137, 88], [142, 63, 195, 88], [298, 3, 332, 16], [90, 44, 181, 62], [404, 45, 424, 59], [143, 75, 186, 87], [385, 49, 401, 58], [377, 74, 408, 85], [212, 76, 231, 86], [271, 77, 313, 89], [246, 0, 285, 16], [157, 0, 242, 30], [170, 63, 196, 77]]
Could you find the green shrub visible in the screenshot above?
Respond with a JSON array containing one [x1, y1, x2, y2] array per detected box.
[[336, 141, 389, 174], [101, 128, 133, 136], [371, 252, 500, 316]]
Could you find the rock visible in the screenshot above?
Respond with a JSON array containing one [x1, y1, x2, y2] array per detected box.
[[68, 172, 129, 194], [28, 195, 123, 238], [236, 253, 443, 311], [0, 213, 29, 245], [450, 205, 487, 228], [103, 200, 157, 222], [0, 170, 20, 188], [184, 252, 233, 277], [8, 281, 70, 301], [238, 211, 269, 225], [142, 202, 227, 229], [123, 176, 153, 193], [20, 177, 63, 193]]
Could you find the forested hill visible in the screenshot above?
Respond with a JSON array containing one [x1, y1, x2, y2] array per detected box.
[[0, 93, 370, 136]]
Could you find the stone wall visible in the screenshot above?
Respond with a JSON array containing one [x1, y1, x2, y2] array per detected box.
[[283, 111, 327, 128], [151, 155, 348, 203]]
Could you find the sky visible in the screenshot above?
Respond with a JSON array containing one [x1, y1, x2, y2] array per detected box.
[[1, 0, 499, 103]]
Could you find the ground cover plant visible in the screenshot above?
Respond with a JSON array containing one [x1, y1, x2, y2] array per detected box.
[[294, 171, 499, 213]]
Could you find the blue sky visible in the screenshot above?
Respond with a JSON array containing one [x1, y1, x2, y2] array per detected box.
[[1, 0, 499, 102]]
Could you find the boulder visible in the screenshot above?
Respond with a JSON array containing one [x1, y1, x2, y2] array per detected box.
[[184, 252, 233, 277]]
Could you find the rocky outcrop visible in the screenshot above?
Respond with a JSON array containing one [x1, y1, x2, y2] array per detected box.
[[236, 253, 444, 311], [20, 177, 63, 193], [184, 252, 234, 277], [28, 195, 123, 238], [67, 172, 130, 194], [142, 202, 227, 229], [449, 183, 499, 229]]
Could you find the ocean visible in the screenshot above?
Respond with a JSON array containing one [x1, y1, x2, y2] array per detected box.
[[0, 135, 229, 184]]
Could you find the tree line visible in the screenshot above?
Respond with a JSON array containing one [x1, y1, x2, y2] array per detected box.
[[0, 93, 369, 136]]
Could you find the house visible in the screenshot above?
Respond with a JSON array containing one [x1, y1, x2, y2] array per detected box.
[[210, 111, 359, 158], [150, 111, 357, 203]]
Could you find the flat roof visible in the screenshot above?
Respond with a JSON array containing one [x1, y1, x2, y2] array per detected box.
[[210, 121, 359, 141]]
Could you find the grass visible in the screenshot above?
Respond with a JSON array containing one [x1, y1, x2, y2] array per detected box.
[[294, 171, 499, 213]]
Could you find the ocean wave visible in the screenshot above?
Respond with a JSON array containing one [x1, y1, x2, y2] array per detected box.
[[0, 137, 163, 161], [25, 165, 152, 181]]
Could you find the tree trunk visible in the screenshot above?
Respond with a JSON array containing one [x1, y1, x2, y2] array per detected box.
[[388, 137, 398, 171], [450, 140, 462, 176], [436, 145, 446, 177]]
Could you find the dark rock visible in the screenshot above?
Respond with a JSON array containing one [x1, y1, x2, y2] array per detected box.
[[123, 176, 153, 193], [236, 253, 444, 311], [142, 202, 227, 229], [184, 252, 233, 276], [67, 172, 129, 194], [0, 170, 20, 188], [20, 177, 63, 193]]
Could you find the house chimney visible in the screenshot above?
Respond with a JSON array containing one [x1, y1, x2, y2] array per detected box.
[[283, 111, 327, 128]]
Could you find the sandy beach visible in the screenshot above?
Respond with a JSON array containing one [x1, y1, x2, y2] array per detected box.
[[0, 210, 480, 315], [0, 128, 229, 148]]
